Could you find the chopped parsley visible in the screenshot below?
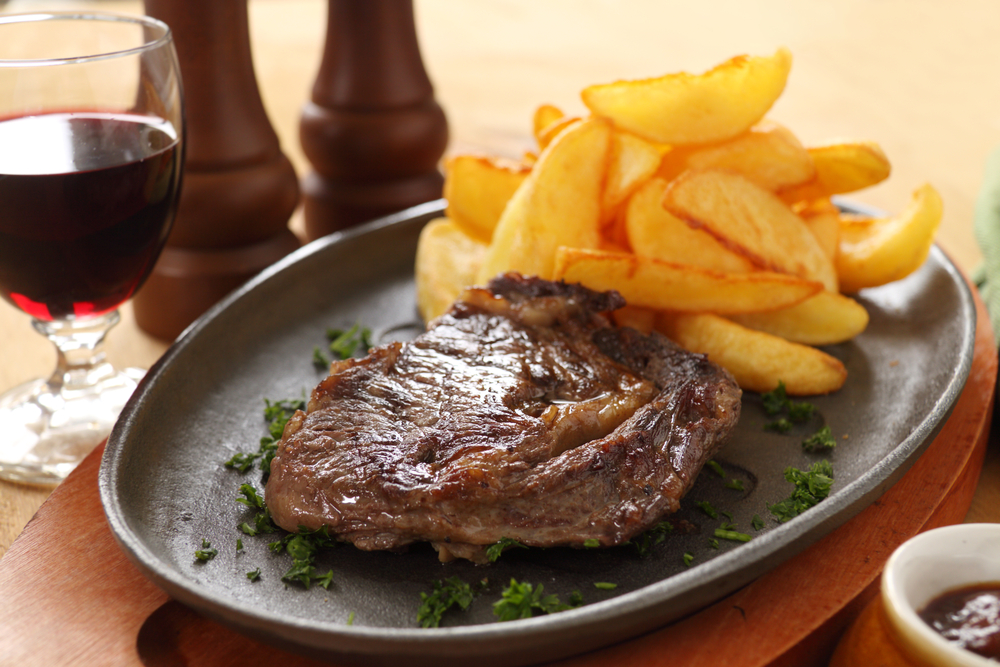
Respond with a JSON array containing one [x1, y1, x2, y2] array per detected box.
[[582, 538, 601, 548], [225, 397, 305, 475], [714, 528, 752, 543], [683, 552, 694, 567], [486, 537, 529, 562], [768, 460, 834, 523], [195, 538, 218, 562], [269, 526, 338, 589], [417, 577, 477, 628], [236, 483, 277, 537], [725, 478, 745, 492], [751, 514, 765, 531], [628, 520, 674, 558], [706, 460, 725, 477], [594, 582, 617, 590], [493, 579, 580, 621], [802, 425, 837, 452], [314, 323, 374, 367], [761, 382, 818, 431], [695, 500, 719, 519], [246, 568, 261, 582]]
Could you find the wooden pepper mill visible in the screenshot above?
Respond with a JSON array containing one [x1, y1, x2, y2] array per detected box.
[[299, 0, 449, 240], [133, 0, 301, 340]]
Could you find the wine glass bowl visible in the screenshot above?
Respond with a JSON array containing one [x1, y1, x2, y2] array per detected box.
[[0, 12, 183, 485]]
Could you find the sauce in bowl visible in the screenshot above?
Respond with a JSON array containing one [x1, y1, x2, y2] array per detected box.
[[919, 583, 1000, 661]]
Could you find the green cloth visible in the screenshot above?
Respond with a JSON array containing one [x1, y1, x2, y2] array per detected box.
[[973, 146, 1000, 347]]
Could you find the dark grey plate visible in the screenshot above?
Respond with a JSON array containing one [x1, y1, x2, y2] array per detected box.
[[100, 199, 976, 666]]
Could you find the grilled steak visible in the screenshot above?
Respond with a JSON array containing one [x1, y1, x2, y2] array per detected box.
[[265, 273, 741, 563]]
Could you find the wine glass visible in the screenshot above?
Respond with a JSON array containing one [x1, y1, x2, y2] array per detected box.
[[0, 12, 184, 485]]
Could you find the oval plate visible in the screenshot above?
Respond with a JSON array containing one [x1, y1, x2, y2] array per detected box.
[[100, 199, 975, 666]]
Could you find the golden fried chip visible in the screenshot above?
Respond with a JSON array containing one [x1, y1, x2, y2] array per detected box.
[[779, 140, 891, 203], [603, 129, 664, 217], [477, 117, 611, 282], [415, 217, 489, 322], [533, 103, 564, 142], [553, 247, 822, 314], [444, 155, 531, 242], [581, 48, 792, 145], [662, 169, 838, 291], [655, 312, 847, 395], [727, 290, 869, 345], [625, 177, 755, 273], [836, 183, 943, 293], [658, 120, 814, 192]]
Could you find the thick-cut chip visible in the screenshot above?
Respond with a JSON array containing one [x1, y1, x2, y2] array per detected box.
[[581, 48, 792, 145], [625, 177, 755, 273], [477, 117, 611, 282], [415, 217, 489, 322], [444, 155, 530, 242], [536, 115, 581, 152], [603, 129, 664, 219], [779, 141, 891, 203], [553, 246, 822, 314], [658, 120, 815, 192], [727, 291, 869, 345], [836, 184, 943, 293], [662, 169, 838, 291], [533, 103, 564, 142], [655, 312, 847, 395], [794, 198, 841, 260]]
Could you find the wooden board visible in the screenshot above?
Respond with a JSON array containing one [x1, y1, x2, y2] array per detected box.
[[0, 284, 993, 667]]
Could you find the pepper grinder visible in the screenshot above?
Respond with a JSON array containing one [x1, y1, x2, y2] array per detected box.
[[299, 0, 449, 240], [133, 0, 301, 340]]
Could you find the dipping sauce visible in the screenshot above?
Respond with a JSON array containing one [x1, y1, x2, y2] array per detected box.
[[919, 583, 1000, 661]]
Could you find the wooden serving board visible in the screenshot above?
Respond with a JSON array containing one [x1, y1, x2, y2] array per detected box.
[[0, 284, 994, 667]]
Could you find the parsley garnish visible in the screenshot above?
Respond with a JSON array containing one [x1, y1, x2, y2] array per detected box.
[[768, 460, 834, 522], [628, 520, 673, 558], [683, 552, 694, 567], [269, 526, 338, 589], [594, 582, 617, 590], [725, 478, 745, 492], [486, 537, 528, 562], [195, 538, 218, 562], [706, 460, 725, 477], [417, 577, 476, 628], [236, 483, 277, 536], [802, 425, 837, 452], [695, 500, 719, 519], [246, 568, 261, 582], [761, 382, 817, 431], [582, 538, 600, 548], [225, 397, 305, 475], [493, 579, 580, 621], [751, 514, 765, 531], [714, 528, 752, 543], [314, 323, 374, 367]]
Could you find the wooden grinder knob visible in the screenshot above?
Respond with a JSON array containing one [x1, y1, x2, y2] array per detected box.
[[299, 0, 449, 240], [133, 0, 301, 340]]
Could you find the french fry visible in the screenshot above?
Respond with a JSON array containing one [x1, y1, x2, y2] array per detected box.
[[533, 103, 564, 142], [779, 140, 891, 203], [662, 169, 839, 291], [553, 247, 822, 314], [611, 304, 656, 334], [655, 312, 847, 395], [476, 117, 611, 283], [603, 129, 664, 221], [536, 114, 581, 152], [727, 290, 869, 345], [836, 183, 944, 293], [415, 217, 488, 322], [625, 177, 755, 273], [794, 198, 841, 260], [658, 120, 815, 192], [443, 155, 530, 242], [581, 48, 792, 145]]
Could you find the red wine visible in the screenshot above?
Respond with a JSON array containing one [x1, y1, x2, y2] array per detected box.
[[0, 112, 181, 321]]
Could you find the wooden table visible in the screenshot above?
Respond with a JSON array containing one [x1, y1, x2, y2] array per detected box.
[[1, 0, 999, 662]]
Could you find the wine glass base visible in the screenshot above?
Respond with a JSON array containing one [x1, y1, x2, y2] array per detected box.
[[0, 369, 144, 486]]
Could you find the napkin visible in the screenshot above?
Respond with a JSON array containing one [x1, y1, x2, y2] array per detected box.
[[973, 145, 1000, 347]]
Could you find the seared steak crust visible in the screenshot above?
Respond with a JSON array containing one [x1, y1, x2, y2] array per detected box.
[[265, 273, 741, 562]]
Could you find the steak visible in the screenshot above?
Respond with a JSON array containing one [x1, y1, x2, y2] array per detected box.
[[265, 273, 742, 563]]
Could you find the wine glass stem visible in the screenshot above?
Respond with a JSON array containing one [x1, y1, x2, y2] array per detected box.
[[32, 310, 121, 396]]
